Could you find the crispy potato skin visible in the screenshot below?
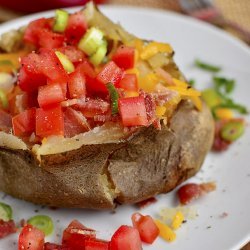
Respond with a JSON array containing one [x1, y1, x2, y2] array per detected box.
[[0, 101, 214, 209]]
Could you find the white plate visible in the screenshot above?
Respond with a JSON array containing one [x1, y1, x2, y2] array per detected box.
[[1, 5, 250, 250]]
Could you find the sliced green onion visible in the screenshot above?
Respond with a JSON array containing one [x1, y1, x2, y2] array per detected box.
[[188, 79, 196, 87], [0, 202, 12, 221], [89, 41, 108, 66], [216, 102, 248, 114], [53, 9, 69, 33], [213, 76, 235, 95], [201, 88, 221, 108], [221, 121, 245, 142], [0, 89, 9, 109], [55, 51, 75, 73], [107, 82, 119, 115], [27, 215, 54, 236], [195, 59, 221, 73], [78, 27, 104, 56]]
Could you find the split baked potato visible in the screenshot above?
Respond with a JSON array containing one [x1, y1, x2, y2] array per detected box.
[[0, 3, 214, 209]]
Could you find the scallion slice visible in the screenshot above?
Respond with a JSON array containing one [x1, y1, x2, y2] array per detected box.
[[0, 202, 12, 221], [78, 27, 104, 56], [90, 41, 108, 66], [107, 82, 119, 115], [53, 9, 69, 33], [55, 51, 75, 73], [27, 215, 54, 236]]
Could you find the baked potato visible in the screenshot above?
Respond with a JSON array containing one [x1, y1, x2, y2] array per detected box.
[[0, 3, 214, 209]]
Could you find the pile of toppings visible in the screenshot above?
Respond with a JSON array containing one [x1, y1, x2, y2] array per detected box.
[[194, 59, 248, 151], [0, 7, 201, 144]]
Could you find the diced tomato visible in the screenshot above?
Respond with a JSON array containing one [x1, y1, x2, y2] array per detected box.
[[23, 18, 50, 46], [38, 83, 66, 108], [0, 220, 16, 239], [118, 96, 148, 126], [177, 183, 202, 205], [38, 48, 68, 83], [74, 60, 107, 96], [64, 107, 89, 138], [18, 224, 45, 250], [19, 49, 68, 90], [68, 67, 86, 99], [112, 45, 135, 70], [44, 242, 69, 250], [117, 74, 138, 92], [57, 46, 85, 64], [0, 109, 12, 132], [36, 105, 64, 137], [131, 213, 159, 244], [37, 29, 65, 49], [62, 220, 96, 250], [96, 61, 124, 88], [85, 239, 109, 250], [18, 56, 47, 92], [65, 12, 88, 45], [77, 99, 110, 118], [12, 108, 36, 136], [110, 225, 142, 250]]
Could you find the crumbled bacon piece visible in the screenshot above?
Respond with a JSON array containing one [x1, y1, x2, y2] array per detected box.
[[136, 197, 157, 209], [0, 220, 17, 239], [177, 182, 216, 205]]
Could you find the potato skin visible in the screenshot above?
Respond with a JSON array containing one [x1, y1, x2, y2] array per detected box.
[[0, 101, 214, 209]]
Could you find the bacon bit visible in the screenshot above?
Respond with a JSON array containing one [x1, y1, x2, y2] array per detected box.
[[219, 212, 228, 218], [140, 91, 156, 125], [20, 219, 27, 228], [155, 68, 175, 86], [200, 182, 216, 193], [177, 182, 216, 205], [76, 98, 110, 118], [153, 84, 178, 106], [136, 197, 157, 209], [0, 220, 17, 239], [0, 110, 12, 132]]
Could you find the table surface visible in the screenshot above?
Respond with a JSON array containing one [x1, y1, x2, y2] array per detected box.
[[0, 0, 249, 249]]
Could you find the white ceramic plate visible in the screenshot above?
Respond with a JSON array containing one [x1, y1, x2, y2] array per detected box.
[[0, 5, 250, 250]]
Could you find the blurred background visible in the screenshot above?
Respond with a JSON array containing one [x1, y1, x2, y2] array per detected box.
[[0, 0, 249, 248]]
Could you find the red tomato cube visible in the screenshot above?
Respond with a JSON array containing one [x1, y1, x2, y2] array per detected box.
[[12, 108, 36, 136], [57, 46, 85, 64], [68, 66, 86, 99], [96, 61, 124, 91], [38, 48, 68, 83], [110, 225, 142, 250], [38, 83, 66, 108], [18, 224, 45, 250], [112, 45, 135, 70], [118, 74, 138, 92], [132, 213, 159, 244], [62, 220, 96, 250], [65, 12, 88, 45], [118, 96, 148, 127], [36, 105, 64, 137], [23, 18, 50, 46], [37, 29, 65, 49], [85, 239, 109, 250]]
